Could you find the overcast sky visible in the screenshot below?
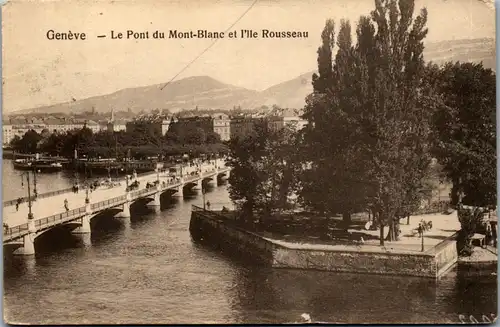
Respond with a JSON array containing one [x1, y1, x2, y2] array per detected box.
[[1, 0, 495, 113]]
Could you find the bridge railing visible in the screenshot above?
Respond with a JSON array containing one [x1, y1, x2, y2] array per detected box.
[[130, 188, 152, 198], [91, 195, 126, 211], [3, 222, 29, 238], [184, 174, 201, 183], [34, 206, 87, 228], [4, 187, 74, 207], [202, 169, 216, 176], [165, 179, 180, 186], [3, 163, 227, 208]]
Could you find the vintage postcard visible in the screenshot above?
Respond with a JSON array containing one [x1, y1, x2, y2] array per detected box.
[[1, 0, 496, 324]]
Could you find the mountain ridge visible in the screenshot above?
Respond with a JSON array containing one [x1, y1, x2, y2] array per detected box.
[[11, 37, 495, 115]]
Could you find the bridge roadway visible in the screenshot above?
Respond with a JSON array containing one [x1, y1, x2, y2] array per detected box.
[[4, 170, 178, 228], [3, 162, 230, 255]]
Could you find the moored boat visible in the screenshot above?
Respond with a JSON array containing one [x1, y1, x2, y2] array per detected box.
[[13, 159, 64, 172]]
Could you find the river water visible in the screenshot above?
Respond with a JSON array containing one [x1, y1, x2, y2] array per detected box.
[[2, 160, 498, 324]]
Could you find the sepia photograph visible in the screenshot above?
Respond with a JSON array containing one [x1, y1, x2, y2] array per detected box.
[[1, 0, 497, 324]]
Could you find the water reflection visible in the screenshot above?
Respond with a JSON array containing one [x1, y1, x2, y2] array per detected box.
[[3, 170, 497, 325], [3, 160, 75, 200]]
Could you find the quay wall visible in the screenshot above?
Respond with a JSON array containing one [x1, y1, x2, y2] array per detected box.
[[434, 235, 459, 276], [189, 210, 274, 264], [190, 211, 458, 278]]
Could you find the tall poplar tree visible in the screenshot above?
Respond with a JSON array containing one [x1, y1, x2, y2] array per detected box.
[[302, 0, 432, 245]]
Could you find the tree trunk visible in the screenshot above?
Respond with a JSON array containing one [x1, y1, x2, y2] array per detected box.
[[342, 211, 351, 231], [379, 223, 385, 246], [386, 220, 394, 241], [386, 218, 401, 242]]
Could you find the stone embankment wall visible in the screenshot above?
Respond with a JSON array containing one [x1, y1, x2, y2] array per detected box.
[[434, 235, 459, 276], [189, 210, 274, 263], [272, 247, 435, 277], [190, 211, 457, 278]]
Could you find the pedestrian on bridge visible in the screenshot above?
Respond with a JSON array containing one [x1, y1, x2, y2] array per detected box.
[[15, 198, 22, 211], [64, 199, 69, 212]]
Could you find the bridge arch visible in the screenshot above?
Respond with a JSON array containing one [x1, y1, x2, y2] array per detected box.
[[130, 197, 155, 206], [89, 208, 123, 221], [34, 223, 80, 240], [4, 242, 24, 252], [183, 182, 198, 190], [160, 188, 178, 195]]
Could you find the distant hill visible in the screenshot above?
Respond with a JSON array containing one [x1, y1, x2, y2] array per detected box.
[[424, 37, 495, 70], [249, 38, 496, 110], [20, 75, 258, 115], [14, 37, 495, 115], [241, 72, 313, 110]]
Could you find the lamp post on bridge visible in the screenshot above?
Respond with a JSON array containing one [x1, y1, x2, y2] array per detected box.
[[202, 183, 206, 210], [33, 168, 38, 198], [85, 186, 90, 204], [31, 156, 38, 198], [74, 148, 80, 191], [84, 162, 90, 204], [20, 172, 34, 220]]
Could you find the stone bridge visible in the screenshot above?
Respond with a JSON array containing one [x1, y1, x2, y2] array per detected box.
[[3, 161, 231, 255]]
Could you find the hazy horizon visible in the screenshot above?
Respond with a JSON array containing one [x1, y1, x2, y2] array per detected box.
[[2, 0, 495, 113]]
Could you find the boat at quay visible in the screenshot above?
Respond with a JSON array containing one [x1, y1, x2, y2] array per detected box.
[[12, 159, 64, 172]]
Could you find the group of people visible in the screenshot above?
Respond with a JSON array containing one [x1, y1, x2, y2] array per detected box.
[[145, 180, 160, 189]]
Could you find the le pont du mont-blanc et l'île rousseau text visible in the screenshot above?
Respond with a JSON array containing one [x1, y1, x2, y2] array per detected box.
[[46, 29, 310, 41]]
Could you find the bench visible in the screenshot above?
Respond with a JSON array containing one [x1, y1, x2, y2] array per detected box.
[[471, 233, 486, 248]]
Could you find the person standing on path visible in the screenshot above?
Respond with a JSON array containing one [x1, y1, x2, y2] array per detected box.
[[15, 198, 22, 212], [64, 199, 69, 212]]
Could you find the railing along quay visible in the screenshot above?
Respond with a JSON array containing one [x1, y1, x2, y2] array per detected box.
[[3, 187, 74, 207]]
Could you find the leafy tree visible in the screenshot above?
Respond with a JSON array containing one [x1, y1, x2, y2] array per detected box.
[[227, 122, 300, 221], [40, 128, 51, 138], [311, 19, 335, 94], [456, 205, 488, 256], [186, 127, 207, 145], [256, 125, 302, 216], [73, 126, 95, 156], [9, 135, 21, 148], [12, 130, 43, 153], [40, 133, 65, 156], [206, 131, 222, 144], [227, 122, 269, 220], [301, 0, 431, 245], [431, 62, 496, 208]]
